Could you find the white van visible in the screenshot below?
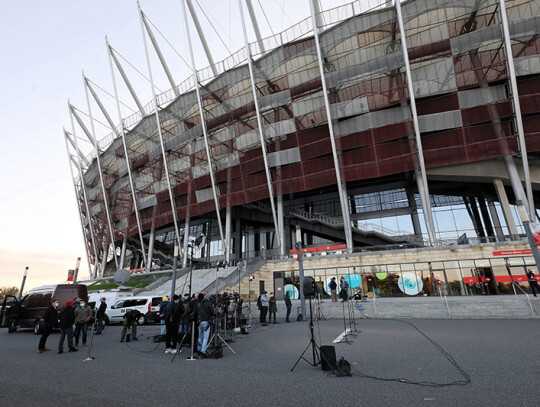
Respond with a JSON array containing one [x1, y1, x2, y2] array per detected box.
[[105, 296, 163, 325]]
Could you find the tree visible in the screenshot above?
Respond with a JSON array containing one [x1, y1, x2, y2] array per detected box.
[[0, 286, 19, 301]]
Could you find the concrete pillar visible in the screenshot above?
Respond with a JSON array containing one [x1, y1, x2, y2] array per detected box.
[[235, 210, 242, 260], [493, 179, 519, 236], [407, 189, 422, 239], [488, 200, 505, 240], [277, 194, 285, 257]]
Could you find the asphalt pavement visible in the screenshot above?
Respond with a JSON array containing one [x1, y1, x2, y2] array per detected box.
[[1, 315, 539, 406]]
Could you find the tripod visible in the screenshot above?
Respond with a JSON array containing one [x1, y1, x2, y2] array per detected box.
[[338, 298, 354, 345], [314, 293, 327, 321], [207, 303, 236, 355], [291, 297, 320, 371]]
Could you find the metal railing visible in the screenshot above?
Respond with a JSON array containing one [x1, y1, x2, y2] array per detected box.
[[512, 282, 535, 316], [438, 286, 451, 317]]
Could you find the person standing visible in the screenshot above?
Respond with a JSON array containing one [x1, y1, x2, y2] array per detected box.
[[74, 299, 92, 347], [6, 300, 21, 333], [284, 291, 292, 323], [58, 300, 77, 354], [179, 293, 192, 341], [260, 291, 269, 325], [37, 298, 59, 353], [527, 269, 540, 297], [159, 296, 169, 336], [120, 310, 141, 342], [340, 277, 349, 302], [164, 295, 180, 354], [268, 292, 277, 324], [196, 293, 214, 357], [329, 277, 338, 302], [95, 298, 107, 335]]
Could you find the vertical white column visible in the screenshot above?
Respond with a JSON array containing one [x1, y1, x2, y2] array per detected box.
[[238, 0, 281, 252], [106, 40, 148, 269], [277, 194, 285, 257], [182, 218, 191, 267], [138, 2, 183, 253], [395, 0, 436, 245], [180, 0, 227, 255], [147, 227, 155, 272], [64, 131, 94, 278], [225, 206, 232, 263], [81, 81, 120, 269], [308, 0, 353, 252], [66, 119, 99, 279], [120, 237, 128, 269], [498, 0, 535, 220]]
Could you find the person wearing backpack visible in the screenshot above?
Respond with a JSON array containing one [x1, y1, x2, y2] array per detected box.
[[58, 300, 77, 354], [179, 293, 191, 336]]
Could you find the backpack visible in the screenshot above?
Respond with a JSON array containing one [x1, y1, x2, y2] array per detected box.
[[181, 301, 190, 318], [256, 295, 262, 310], [206, 344, 223, 359], [336, 357, 352, 377]]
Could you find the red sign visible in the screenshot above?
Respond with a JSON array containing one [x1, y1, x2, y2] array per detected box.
[[493, 250, 532, 256], [290, 244, 347, 261], [463, 275, 539, 283], [67, 270, 74, 282], [129, 267, 146, 274]]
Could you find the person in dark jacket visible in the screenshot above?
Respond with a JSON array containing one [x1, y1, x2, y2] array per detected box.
[[38, 298, 59, 353], [196, 293, 214, 357], [268, 292, 277, 324], [58, 300, 77, 354], [164, 295, 181, 354], [527, 269, 540, 297], [6, 301, 21, 333], [340, 277, 349, 302], [95, 298, 107, 335], [120, 310, 141, 342], [329, 277, 338, 302], [284, 291, 292, 323], [159, 296, 169, 335]]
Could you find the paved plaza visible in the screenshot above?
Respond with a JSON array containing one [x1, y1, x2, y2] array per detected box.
[[1, 317, 539, 406]]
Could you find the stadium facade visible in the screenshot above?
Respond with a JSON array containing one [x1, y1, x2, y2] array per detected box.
[[66, 0, 540, 296]]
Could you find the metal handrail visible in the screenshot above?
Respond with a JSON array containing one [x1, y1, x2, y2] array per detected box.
[[438, 286, 451, 317], [512, 282, 535, 316]]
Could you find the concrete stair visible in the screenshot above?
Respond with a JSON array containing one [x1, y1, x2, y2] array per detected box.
[[269, 295, 540, 320]]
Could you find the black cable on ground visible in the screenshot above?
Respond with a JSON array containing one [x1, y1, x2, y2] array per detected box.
[[337, 313, 470, 387]]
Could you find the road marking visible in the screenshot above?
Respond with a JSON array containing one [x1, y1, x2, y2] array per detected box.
[[332, 328, 351, 343]]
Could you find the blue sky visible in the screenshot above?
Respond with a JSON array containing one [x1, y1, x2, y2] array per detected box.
[[0, 0, 353, 290]]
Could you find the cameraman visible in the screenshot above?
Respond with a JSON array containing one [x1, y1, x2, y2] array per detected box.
[[120, 309, 141, 342], [196, 293, 214, 357]]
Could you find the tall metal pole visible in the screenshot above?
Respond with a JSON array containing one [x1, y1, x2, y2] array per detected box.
[[516, 201, 540, 273], [239, 0, 281, 252], [18, 267, 28, 302], [245, 0, 265, 54], [180, 0, 227, 254], [106, 38, 148, 270], [66, 117, 100, 279], [394, 0, 436, 245], [498, 0, 535, 220], [308, 0, 353, 252], [64, 131, 93, 276], [84, 77, 121, 137], [80, 82, 119, 269], [138, 2, 183, 251], [296, 242, 306, 321], [186, 0, 218, 76], [140, 8, 180, 97], [107, 41, 146, 115]]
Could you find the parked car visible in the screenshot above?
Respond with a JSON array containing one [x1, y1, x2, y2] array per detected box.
[[0, 284, 88, 334], [87, 289, 134, 326], [106, 296, 163, 325]]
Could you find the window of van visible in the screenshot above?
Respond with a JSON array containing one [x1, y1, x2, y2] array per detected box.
[[151, 298, 162, 306], [113, 300, 125, 309]]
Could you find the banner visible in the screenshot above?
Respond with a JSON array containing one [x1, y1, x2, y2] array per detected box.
[[67, 269, 74, 282]]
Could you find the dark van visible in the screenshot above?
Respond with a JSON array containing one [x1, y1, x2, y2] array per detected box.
[[0, 284, 88, 334]]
